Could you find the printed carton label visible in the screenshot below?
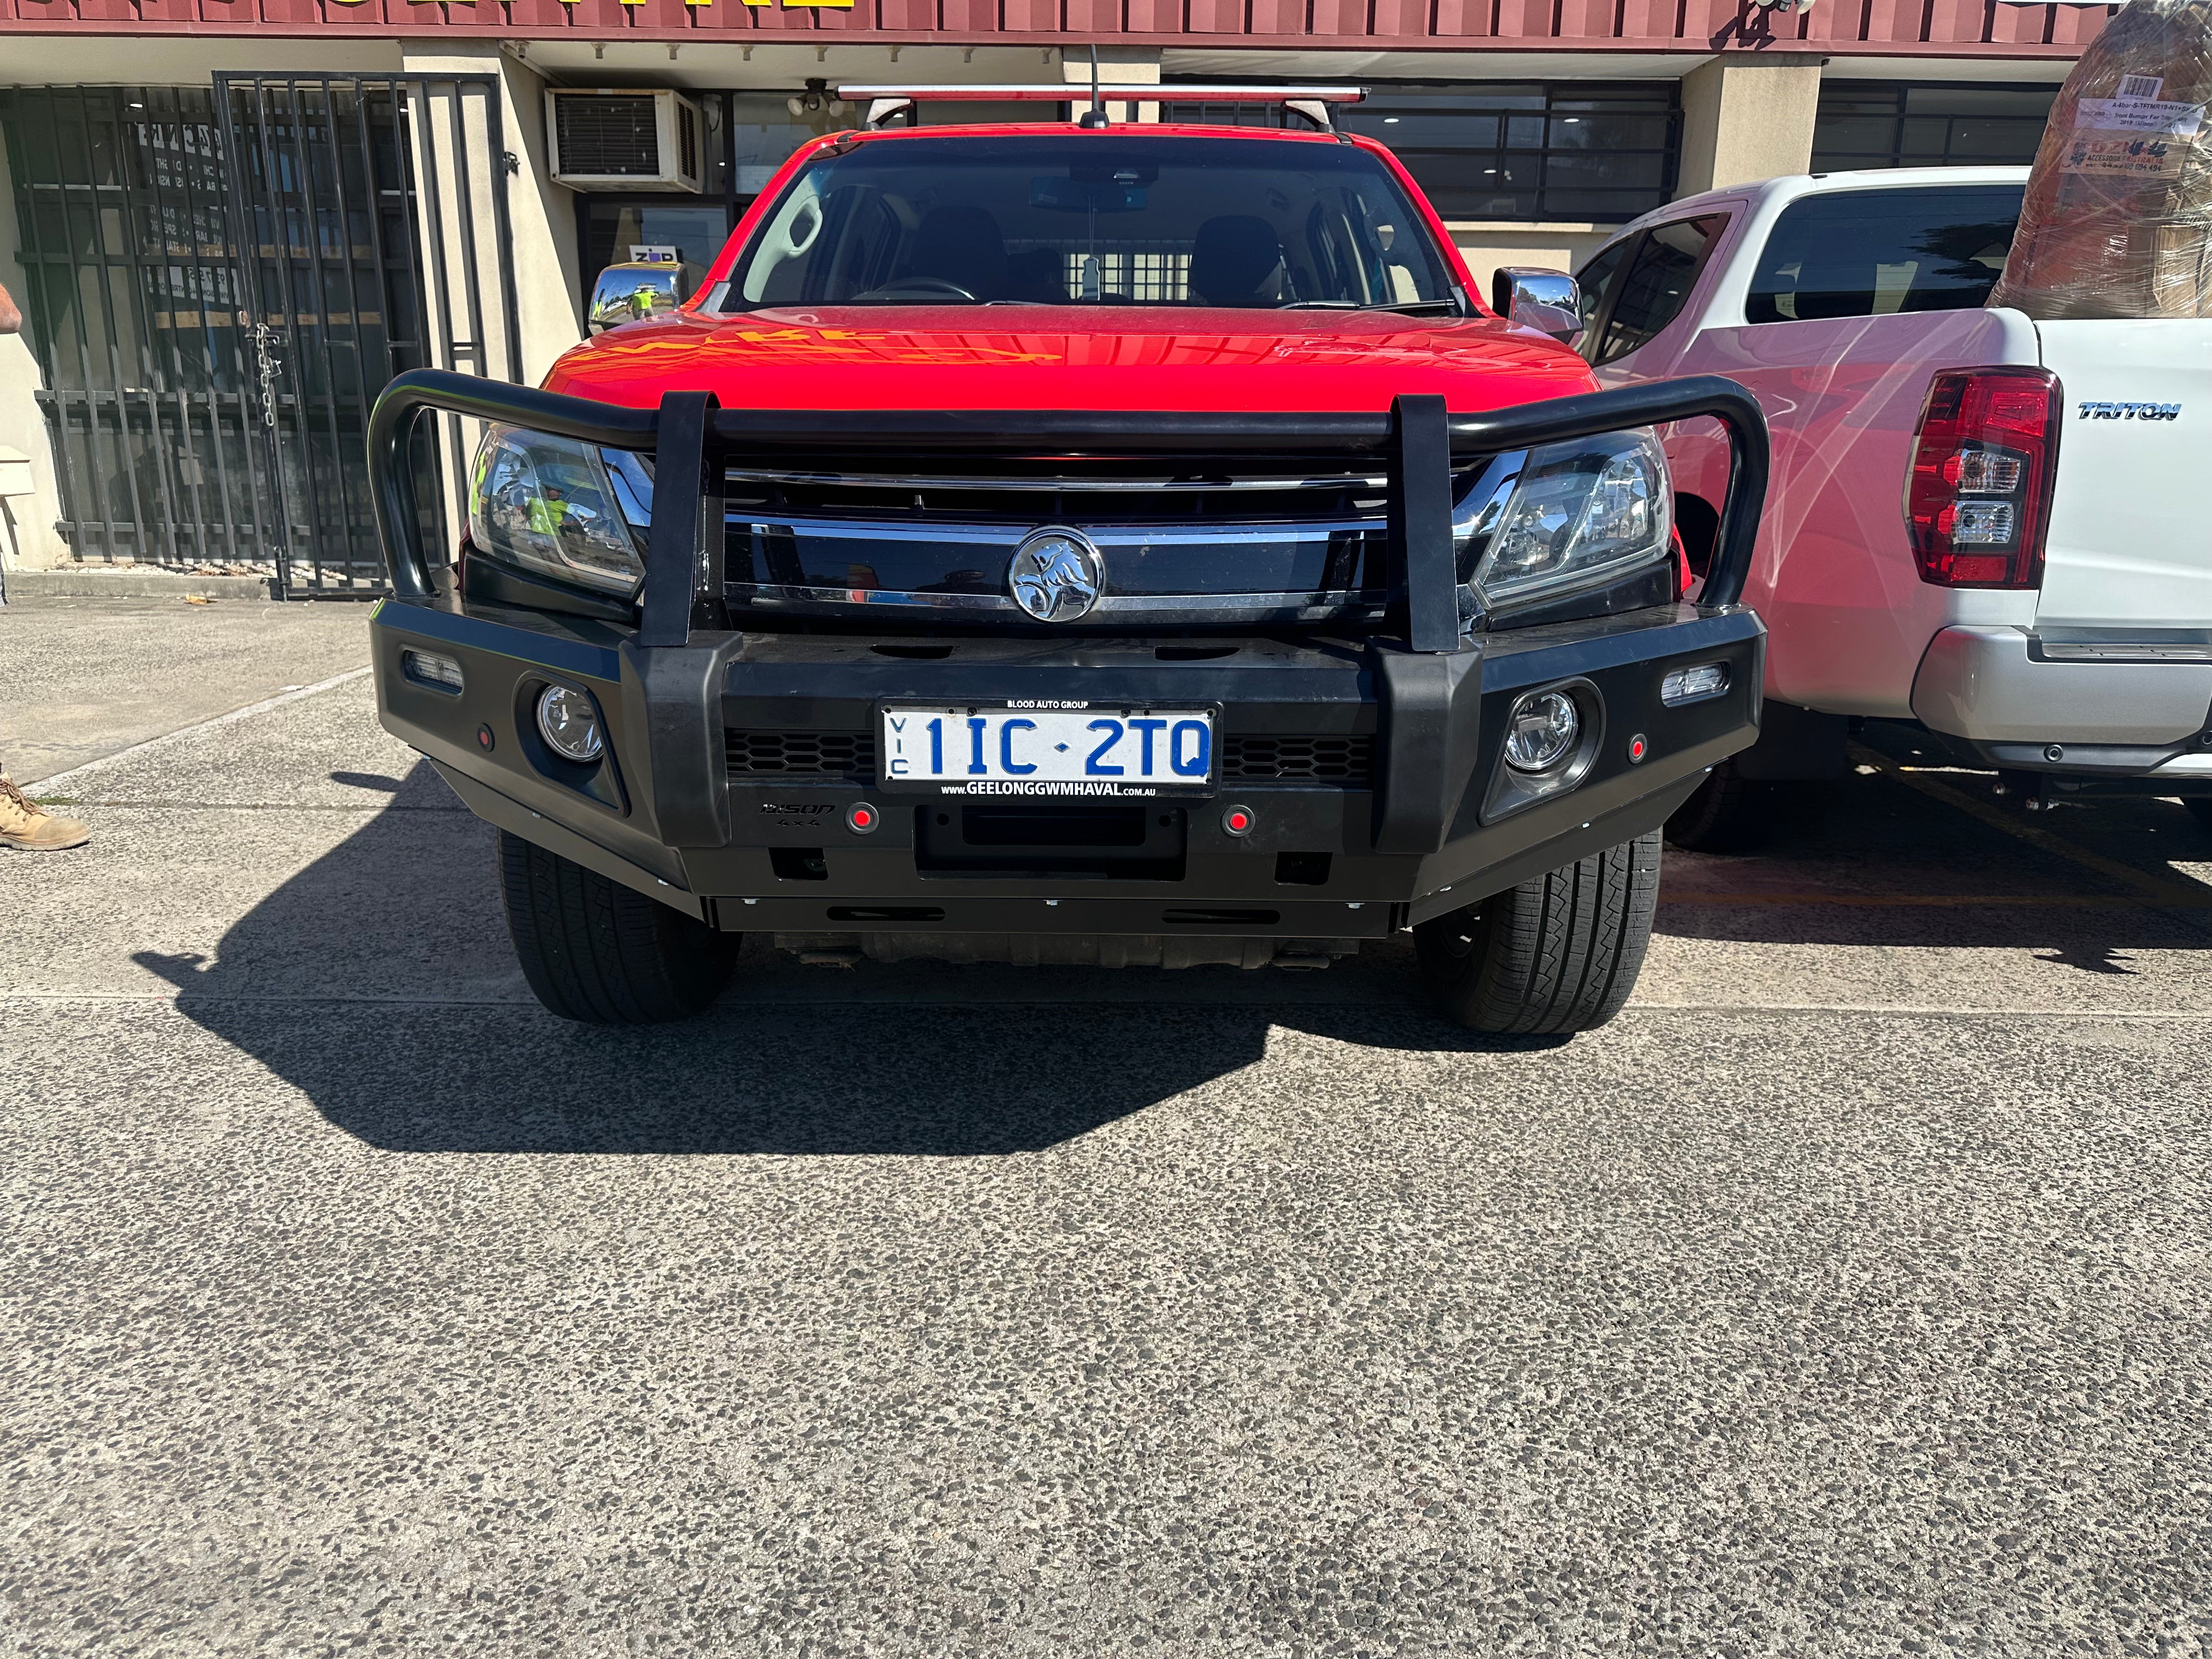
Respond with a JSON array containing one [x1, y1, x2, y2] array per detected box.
[[2066, 133, 2188, 177], [2067, 88, 2204, 176], [2074, 94, 2205, 138]]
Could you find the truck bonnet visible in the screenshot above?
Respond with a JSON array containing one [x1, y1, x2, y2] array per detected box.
[[543, 308, 1598, 416]]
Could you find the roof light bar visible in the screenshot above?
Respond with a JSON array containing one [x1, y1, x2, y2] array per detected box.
[[842, 84, 1365, 131]]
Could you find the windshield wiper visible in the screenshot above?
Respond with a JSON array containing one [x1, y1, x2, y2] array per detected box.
[[1278, 298, 1462, 315]]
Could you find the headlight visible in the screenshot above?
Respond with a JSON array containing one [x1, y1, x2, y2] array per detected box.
[[469, 425, 648, 596], [1462, 430, 1671, 607]]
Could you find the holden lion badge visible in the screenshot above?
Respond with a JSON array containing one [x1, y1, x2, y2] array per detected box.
[[1008, 527, 1104, 622]]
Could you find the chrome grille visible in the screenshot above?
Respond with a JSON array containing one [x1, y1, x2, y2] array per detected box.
[[710, 455, 1506, 630], [723, 466, 1395, 525]]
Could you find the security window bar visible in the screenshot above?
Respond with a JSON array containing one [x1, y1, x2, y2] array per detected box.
[[1, 87, 271, 569], [1811, 82, 2059, 173], [219, 77, 434, 592], [1, 79, 517, 594], [1033, 242, 1192, 304], [1161, 83, 1681, 224]]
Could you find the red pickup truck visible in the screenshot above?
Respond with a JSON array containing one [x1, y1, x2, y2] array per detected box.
[[365, 93, 1769, 1035]]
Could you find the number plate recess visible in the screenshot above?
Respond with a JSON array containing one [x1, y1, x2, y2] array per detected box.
[[877, 701, 1220, 799]]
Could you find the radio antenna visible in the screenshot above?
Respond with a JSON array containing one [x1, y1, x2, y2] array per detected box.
[[1083, 43, 1107, 127]]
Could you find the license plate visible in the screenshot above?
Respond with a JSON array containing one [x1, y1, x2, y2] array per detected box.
[[879, 703, 1216, 796]]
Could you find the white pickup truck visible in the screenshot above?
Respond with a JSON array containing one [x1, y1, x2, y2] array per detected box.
[[1548, 165, 2212, 847]]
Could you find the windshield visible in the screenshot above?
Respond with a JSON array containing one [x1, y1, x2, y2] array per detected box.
[[720, 134, 1461, 312]]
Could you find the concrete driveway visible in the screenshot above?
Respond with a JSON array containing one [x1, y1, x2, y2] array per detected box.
[[3, 601, 2209, 1655]]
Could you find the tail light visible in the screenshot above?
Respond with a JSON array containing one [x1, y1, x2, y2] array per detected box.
[[1905, 368, 2061, 588]]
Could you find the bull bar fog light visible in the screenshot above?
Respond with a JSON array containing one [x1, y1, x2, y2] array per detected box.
[[401, 649, 465, 693], [1660, 662, 1730, 707], [1503, 689, 1580, 772], [535, 684, 605, 763]]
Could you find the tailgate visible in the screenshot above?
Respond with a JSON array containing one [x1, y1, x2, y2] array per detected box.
[[2036, 319, 2212, 629], [1663, 307, 2039, 713]]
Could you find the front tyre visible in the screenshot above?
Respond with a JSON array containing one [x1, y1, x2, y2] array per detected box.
[[498, 831, 738, 1024], [1414, 831, 1661, 1035]]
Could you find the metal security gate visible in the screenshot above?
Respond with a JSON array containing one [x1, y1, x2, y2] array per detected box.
[[0, 78, 519, 596], [217, 76, 522, 594], [4, 88, 265, 573]]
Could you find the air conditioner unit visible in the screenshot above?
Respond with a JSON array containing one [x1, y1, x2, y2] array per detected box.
[[546, 89, 704, 193]]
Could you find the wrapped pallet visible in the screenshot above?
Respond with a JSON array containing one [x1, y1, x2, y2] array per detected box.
[[1990, 0, 2212, 320]]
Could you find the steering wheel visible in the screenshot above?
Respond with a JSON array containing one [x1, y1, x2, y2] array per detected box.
[[851, 277, 981, 302]]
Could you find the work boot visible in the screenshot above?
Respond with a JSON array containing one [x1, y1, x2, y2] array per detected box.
[[0, 774, 89, 852]]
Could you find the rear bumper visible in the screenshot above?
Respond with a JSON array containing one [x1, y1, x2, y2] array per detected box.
[[1911, 624, 2212, 778], [373, 598, 1763, 934]]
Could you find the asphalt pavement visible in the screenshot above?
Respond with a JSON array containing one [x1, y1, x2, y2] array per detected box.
[[3, 600, 2210, 1656], [0, 593, 369, 782]]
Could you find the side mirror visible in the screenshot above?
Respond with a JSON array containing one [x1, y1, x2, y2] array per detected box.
[[587, 261, 692, 335], [1491, 267, 1582, 345]]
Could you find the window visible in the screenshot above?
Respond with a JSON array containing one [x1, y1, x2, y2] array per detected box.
[[1572, 236, 1634, 340], [577, 91, 854, 308], [1589, 216, 1725, 365], [1745, 185, 2025, 324], [724, 135, 1457, 312], [729, 91, 859, 202], [1161, 83, 1681, 224], [579, 201, 734, 294], [1812, 82, 2057, 172]]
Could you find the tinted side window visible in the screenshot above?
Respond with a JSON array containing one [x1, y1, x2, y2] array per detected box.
[[1572, 236, 1633, 348], [1593, 215, 1725, 365], [1745, 185, 2024, 324]]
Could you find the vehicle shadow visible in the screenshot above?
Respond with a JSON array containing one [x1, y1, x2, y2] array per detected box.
[[136, 741, 2209, 1155], [133, 760, 1551, 1156], [1654, 769, 2212, 967]]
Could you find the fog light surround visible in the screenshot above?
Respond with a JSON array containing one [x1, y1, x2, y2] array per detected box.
[[1483, 679, 1602, 826], [535, 684, 605, 763], [1503, 689, 1581, 773]]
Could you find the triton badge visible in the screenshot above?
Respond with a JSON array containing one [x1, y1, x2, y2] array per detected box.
[[1008, 527, 1104, 622], [2079, 400, 2181, 421]]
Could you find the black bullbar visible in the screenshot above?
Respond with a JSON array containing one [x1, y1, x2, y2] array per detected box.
[[365, 371, 1769, 934]]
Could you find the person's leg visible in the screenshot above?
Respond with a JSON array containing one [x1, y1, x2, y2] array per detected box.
[[0, 760, 90, 851]]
